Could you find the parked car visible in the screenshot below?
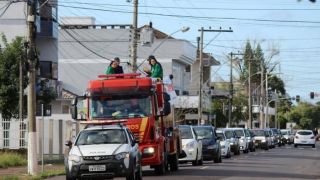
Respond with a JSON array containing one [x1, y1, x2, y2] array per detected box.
[[232, 128, 250, 153], [251, 129, 269, 150], [65, 124, 142, 180], [294, 130, 316, 148], [178, 125, 203, 166], [281, 129, 294, 144], [223, 128, 240, 155], [216, 130, 232, 158], [193, 125, 222, 163], [265, 129, 275, 148], [246, 129, 256, 152], [270, 128, 283, 146]]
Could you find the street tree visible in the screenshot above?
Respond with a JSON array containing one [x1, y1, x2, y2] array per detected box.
[[0, 35, 28, 121]]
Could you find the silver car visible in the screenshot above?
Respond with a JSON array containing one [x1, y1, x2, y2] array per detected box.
[[232, 128, 249, 153], [222, 128, 240, 155]]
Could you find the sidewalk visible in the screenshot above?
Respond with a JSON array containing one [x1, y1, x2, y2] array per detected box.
[[0, 164, 65, 177]]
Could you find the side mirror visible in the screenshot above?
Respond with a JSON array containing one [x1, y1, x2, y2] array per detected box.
[[65, 140, 72, 147]]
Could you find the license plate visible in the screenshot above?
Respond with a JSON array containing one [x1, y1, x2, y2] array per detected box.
[[301, 141, 307, 143], [88, 165, 106, 172]]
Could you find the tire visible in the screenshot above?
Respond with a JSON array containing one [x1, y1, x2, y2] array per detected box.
[[218, 154, 222, 163], [135, 165, 142, 180], [198, 155, 203, 166], [192, 151, 198, 166], [155, 152, 166, 175], [66, 175, 76, 180], [213, 153, 219, 163], [169, 153, 179, 171], [126, 165, 136, 180], [312, 144, 315, 148], [226, 148, 231, 158], [294, 144, 298, 148]]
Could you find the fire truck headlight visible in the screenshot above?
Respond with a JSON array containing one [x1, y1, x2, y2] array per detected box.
[[143, 147, 155, 154]]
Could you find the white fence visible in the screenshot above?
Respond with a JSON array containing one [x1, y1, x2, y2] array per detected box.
[[0, 114, 79, 160]]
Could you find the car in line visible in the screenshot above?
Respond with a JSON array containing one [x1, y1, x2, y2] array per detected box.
[[251, 129, 269, 150], [294, 130, 316, 148], [216, 129, 232, 158], [281, 129, 294, 144], [178, 125, 203, 166], [232, 128, 250, 153], [65, 124, 142, 180], [193, 125, 222, 163], [246, 129, 256, 152], [223, 128, 240, 155], [265, 129, 275, 148]]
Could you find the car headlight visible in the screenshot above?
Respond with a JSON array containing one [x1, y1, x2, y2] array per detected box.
[[261, 139, 266, 142], [115, 152, 130, 160], [240, 139, 244, 142], [69, 154, 81, 163], [186, 141, 195, 149], [143, 147, 155, 154]]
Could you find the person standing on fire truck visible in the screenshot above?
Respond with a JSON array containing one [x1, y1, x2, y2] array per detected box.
[[144, 55, 163, 80], [105, 61, 117, 75]]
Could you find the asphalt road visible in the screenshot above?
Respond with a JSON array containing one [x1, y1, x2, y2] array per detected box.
[[48, 142, 320, 180]]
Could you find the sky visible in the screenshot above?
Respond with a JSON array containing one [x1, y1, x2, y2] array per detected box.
[[57, 0, 320, 103]]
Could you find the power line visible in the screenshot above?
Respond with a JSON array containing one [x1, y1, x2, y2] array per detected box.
[[57, 4, 320, 25], [58, 1, 320, 11]]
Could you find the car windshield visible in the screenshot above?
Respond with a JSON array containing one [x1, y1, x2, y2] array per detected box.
[[75, 129, 127, 145], [179, 127, 194, 139], [281, 130, 289, 135], [225, 131, 234, 139], [297, 131, 313, 135], [89, 95, 152, 119], [234, 130, 244, 137], [252, 130, 265, 136], [193, 127, 214, 139], [217, 133, 225, 140]]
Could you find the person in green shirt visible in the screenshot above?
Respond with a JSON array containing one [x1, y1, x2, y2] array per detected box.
[[105, 61, 117, 75], [144, 55, 163, 80]]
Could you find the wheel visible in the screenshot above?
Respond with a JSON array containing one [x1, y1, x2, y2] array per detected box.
[[135, 165, 142, 180], [126, 165, 136, 180], [312, 144, 315, 148], [243, 148, 249, 154], [192, 151, 198, 166], [154, 152, 166, 175], [226, 148, 231, 158], [218, 154, 222, 163], [198, 155, 203, 165], [169, 153, 179, 171], [66, 175, 76, 180], [213, 153, 220, 163], [294, 144, 298, 148]]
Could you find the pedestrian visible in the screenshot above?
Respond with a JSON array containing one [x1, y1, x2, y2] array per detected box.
[[105, 61, 117, 75], [144, 55, 163, 80], [113, 57, 124, 74]]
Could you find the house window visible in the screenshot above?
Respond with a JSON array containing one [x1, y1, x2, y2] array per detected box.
[[36, 104, 52, 116], [39, 61, 52, 79], [62, 104, 70, 114]]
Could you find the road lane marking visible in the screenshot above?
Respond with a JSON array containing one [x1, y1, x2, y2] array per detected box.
[[200, 166, 208, 169]]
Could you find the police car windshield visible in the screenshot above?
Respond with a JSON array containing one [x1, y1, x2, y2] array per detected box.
[[76, 129, 128, 145], [90, 95, 152, 119]]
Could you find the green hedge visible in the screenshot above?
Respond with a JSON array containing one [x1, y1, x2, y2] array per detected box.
[[0, 152, 27, 168]]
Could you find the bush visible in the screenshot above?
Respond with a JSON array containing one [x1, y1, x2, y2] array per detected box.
[[0, 152, 27, 168]]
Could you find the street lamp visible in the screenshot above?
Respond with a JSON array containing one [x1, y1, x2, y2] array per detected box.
[[136, 26, 190, 69]]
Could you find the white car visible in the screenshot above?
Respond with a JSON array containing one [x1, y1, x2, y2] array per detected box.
[[65, 124, 142, 180], [232, 128, 250, 153], [216, 130, 231, 158], [294, 130, 316, 148], [281, 129, 294, 144], [178, 125, 203, 166]]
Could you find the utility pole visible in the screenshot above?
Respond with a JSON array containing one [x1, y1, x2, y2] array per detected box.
[[198, 28, 204, 125], [248, 59, 252, 129], [198, 27, 233, 126], [229, 52, 243, 128], [265, 71, 269, 128], [259, 62, 264, 129], [27, 0, 38, 175], [131, 0, 138, 73]]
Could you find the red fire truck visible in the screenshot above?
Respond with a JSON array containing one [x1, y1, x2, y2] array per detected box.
[[71, 73, 182, 175]]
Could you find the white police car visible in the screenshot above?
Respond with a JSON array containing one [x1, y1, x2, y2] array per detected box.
[[65, 124, 142, 180]]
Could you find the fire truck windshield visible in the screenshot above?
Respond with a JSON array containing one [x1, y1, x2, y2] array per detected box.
[[89, 95, 152, 119]]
